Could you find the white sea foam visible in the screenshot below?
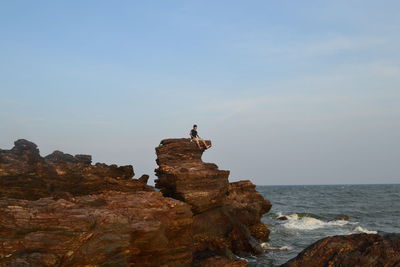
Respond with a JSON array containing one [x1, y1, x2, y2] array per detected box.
[[260, 242, 292, 251], [354, 226, 377, 234], [281, 213, 353, 230]]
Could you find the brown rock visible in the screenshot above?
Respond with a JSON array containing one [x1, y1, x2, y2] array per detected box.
[[277, 216, 288, 221], [0, 191, 193, 267], [281, 233, 400, 267], [197, 256, 248, 267], [333, 215, 349, 221], [0, 140, 153, 200], [138, 174, 150, 184], [155, 138, 229, 214], [0, 138, 271, 266], [154, 138, 271, 259], [225, 180, 272, 241]]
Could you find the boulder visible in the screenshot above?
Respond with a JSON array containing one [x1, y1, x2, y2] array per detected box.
[[281, 233, 400, 267], [277, 216, 288, 221]]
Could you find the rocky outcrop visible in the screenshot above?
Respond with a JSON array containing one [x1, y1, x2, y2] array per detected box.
[[155, 138, 271, 262], [0, 191, 193, 267], [0, 139, 193, 267], [225, 181, 272, 241], [1, 138, 271, 266], [281, 233, 400, 267], [0, 139, 152, 200], [155, 138, 229, 214]]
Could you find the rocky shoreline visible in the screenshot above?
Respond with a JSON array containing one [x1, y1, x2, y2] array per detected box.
[[1, 139, 399, 267], [0, 139, 270, 266]]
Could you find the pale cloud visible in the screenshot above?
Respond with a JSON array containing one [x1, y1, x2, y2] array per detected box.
[[234, 34, 392, 60], [195, 61, 400, 122]]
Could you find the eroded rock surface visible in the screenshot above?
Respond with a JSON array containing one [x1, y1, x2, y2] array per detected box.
[[281, 233, 400, 267], [226, 180, 272, 241], [0, 139, 152, 200], [1, 138, 271, 267], [0, 191, 193, 267], [0, 139, 193, 267], [155, 138, 229, 214], [155, 138, 271, 262]]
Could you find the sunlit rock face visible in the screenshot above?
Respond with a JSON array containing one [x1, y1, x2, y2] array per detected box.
[[155, 138, 271, 261], [0, 139, 193, 267]]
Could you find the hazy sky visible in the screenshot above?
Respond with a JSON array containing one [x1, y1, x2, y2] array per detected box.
[[1, 1, 399, 185]]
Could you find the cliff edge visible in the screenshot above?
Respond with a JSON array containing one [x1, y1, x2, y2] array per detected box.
[[155, 138, 271, 263]]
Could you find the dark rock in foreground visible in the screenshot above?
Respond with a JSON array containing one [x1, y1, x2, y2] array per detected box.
[[0, 139, 193, 266], [0, 191, 193, 266], [281, 233, 400, 267]]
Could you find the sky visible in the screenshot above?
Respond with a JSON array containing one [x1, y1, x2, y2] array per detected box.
[[1, 1, 399, 185]]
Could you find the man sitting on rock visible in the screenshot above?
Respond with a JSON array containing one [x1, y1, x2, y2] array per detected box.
[[190, 124, 211, 149]]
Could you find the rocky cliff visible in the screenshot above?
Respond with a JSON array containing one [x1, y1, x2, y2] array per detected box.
[[281, 233, 400, 267], [0, 139, 271, 266], [155, 138, 271, 263], [0, 139, 194, 266]]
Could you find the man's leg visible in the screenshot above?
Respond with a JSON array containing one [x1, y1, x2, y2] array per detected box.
[[194, 138, 202, 149], [199, 138, 210, 149]]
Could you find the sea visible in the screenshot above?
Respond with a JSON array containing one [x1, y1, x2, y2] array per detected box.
[[245, 184, 400, 266]]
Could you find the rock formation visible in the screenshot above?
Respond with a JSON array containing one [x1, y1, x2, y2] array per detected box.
[[225, 180, 271, 242], [0, 139, 152, 200], [0, 192, 193, 266], [0, 139, 193, 266], [0, 138, 271, 266], [155, 138, 271, 263], [281, 233, 400, 267]]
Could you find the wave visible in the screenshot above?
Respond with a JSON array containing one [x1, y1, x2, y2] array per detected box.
[[354, 226, 377, 234], [270, 212, 321, 219], [279, 212, 356, 231]]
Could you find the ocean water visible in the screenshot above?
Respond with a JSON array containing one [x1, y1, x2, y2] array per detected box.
[[246, 184, 400, 266]]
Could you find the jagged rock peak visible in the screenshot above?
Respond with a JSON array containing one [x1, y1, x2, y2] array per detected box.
[[0, 139, 152, 200], [12, 139, 39, 151], [45, 150, 92, 164]]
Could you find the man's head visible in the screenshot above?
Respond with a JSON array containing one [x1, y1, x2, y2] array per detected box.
[[193, 124, 197, 129]]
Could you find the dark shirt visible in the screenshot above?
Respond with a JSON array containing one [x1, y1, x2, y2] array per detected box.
[[190, 129, 198, 139]]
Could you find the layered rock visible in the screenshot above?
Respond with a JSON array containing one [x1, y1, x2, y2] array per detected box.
[[0, 139, 152, 200], [0, 191, 193, 267], [155, 138, 229, 214], [0, 139, 193, 267], [225, 181, 272, 241], [155, 138, 271, 262], [1, 138, 271, 266], [281, 233, 400, 267]]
